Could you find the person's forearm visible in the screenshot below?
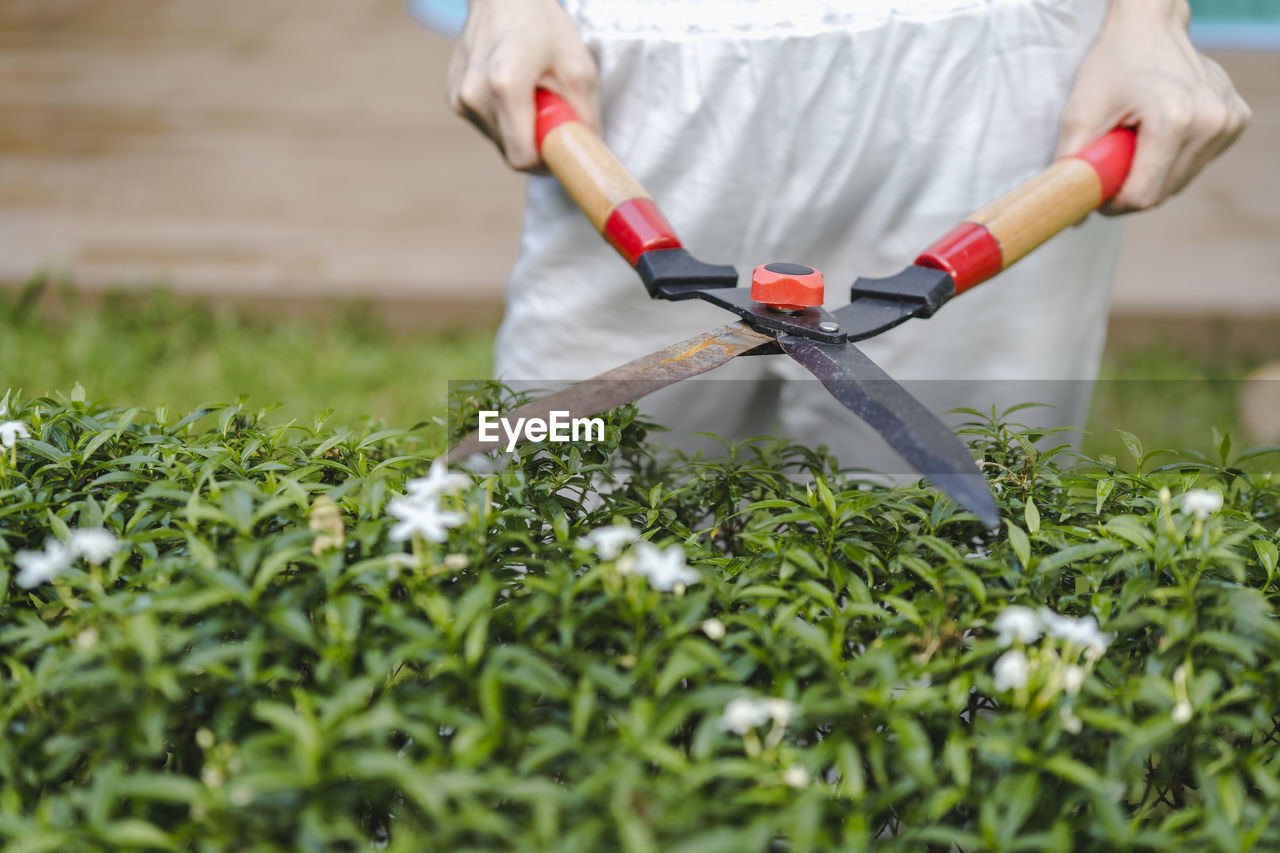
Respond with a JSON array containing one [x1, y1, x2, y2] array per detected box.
[[1105, 0, 1190, 27]]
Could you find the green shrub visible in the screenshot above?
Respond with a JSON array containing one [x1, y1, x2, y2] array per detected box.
[[1, 385, 1279, 851]]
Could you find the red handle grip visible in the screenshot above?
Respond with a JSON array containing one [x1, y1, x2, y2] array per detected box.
[[534, 89, 682, 266], [535, 88, 581, 148], [916, 128, 1137, 294]]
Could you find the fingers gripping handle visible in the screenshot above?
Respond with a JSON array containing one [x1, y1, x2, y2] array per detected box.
[[534, 89, 682, 266], [915, 128, 1136, 294]]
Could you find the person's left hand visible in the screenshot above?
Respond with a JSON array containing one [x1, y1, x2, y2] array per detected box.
[[1055, 0, 1250, 215]]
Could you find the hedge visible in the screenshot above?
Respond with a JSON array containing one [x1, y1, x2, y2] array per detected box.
[[1, 386, 1279, 851]]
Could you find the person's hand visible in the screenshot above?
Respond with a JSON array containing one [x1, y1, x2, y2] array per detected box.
[[447, 0, 601, 171], [1055, 0, 1250, 214]]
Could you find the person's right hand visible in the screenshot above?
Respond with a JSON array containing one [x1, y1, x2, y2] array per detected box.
[[447, 0, 601, 171]]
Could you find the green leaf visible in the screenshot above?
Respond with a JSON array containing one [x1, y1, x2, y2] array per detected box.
[[1042, 755, 1111, 795], [1024, 499, 1040, 535], [1036, 541, 1124, 577], [1006, 520, 1031, 570], [97, 820, 173, 849], [815, 477, 837, 518], [1117, 429, 1143, 469], [1213, 427, 1231, 464], [356, 428, 408, 450], [1102, 515, 1153, 550], [19, 439, 67, 463], [884, 595, 924, 628], [1254, 539, 1278, 575], [1094, 478, 1113, 515], [654, 643, 711, 697], [1234, 445, 1280, 463], [115, 774, 203, 804]]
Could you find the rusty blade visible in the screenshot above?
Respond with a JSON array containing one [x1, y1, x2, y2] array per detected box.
[[447, 321, 774, 462]]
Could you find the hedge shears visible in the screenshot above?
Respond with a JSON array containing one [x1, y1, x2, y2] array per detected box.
[[451, 90, 1136, 528]]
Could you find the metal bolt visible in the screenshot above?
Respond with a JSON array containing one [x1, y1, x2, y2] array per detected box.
[[819, 321, 839, 333]]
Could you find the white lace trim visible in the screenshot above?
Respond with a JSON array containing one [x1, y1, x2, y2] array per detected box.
[[566, 0, 1016, 37]]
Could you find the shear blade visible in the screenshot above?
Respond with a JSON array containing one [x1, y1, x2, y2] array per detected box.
[[447, 321, 774, 462], [778, 334, 999, 528]]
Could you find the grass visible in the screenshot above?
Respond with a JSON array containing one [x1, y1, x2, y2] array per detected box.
[[3, 277, 1274, 465], [1, 279, 493, 432], [1086, 339, 1267, 463]]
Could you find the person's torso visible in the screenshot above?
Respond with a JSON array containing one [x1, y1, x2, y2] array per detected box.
[[498, 0, 1121, 384]]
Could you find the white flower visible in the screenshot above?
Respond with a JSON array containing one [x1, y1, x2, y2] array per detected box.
[[15, 540, 74, 588], [719, 697, 772, 734], [1036, 608, 1075, 639], [1077, 624, 1110, 658], [460, 452, 508, 477], [782, 765, 809, 788], [387, 496, 465, 543], [992, 649, 1030, 692], [1059, 706, 1083, 734], [1171, 665, 1193, 724], [443, 553, 468, 570], [633, 541, 699, 591], [1038, 608, 1109, 657], [719, 696, 798, 735], [701, 617, 726, 640], [993, 606, 1042, 646], [762, 698, 797, 728], [0, 421, 30, 448], [1070, 621, 1110, 657], [578, 524, 639, 560], [405, 458, 470, 501], [69, 528, 119, 564], [1062, 664, 1087, 696], [1180, 489, 1223, 520], [385, 461, 470, 543]]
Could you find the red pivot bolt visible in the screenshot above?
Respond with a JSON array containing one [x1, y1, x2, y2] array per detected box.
[[750, 262, 824, 312]]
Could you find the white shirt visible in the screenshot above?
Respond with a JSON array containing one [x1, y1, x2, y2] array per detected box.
[[496, 0, 1122, 458]]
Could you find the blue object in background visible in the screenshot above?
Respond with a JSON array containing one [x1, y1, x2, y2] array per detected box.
[[1189, 0, 1280, 49], [409, 0, 467, 38], [1190, 19, 1280, 49]]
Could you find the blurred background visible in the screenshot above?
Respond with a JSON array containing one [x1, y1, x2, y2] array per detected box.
[[2, 0, 1278, 458]]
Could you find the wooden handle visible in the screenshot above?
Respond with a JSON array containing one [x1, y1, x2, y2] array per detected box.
[[535, 89, 682, 266], [916, 128, 1136, 294]]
